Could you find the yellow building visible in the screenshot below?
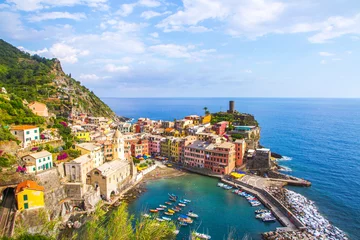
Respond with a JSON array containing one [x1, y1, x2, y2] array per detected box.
[[16, 180, 45, 210], [201, 114, 212, 124], [76, 131, 90, 142], [170, 139, 181, 162]]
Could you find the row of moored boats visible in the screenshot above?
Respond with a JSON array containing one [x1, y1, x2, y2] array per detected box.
[[145, 193, 211, 239]]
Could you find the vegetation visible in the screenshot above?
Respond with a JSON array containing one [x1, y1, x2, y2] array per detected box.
[[0, 153, 17, 167], [73, 203, 177, 240], [211, 112, 258, 126], [0, 39, 115, 118], [231, 133, 246, 140]]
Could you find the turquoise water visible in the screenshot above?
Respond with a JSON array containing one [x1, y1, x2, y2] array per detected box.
[[128, 174, 280, 239], [103, 97, 360, 239]]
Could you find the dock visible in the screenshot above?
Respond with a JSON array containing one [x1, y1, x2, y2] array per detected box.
[[222, 178, 306, 231]]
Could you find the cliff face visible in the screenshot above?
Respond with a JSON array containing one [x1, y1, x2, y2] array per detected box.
[[0, 39, 115, 119]]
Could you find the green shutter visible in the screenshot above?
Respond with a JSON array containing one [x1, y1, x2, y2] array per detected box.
[[23, 195, 28, 201], [24, 203, 29, 209]]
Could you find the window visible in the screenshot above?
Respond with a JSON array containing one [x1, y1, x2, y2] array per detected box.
[[23, 195, 28, 201], [48, 157, 50, 160], [26, 131, 30, 134], [34, 130, 37, 133], [35, 136, 38, 140], [24, 203, 29, 209]]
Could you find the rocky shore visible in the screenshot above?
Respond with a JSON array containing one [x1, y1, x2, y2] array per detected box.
[[263, 187, 348, 240]]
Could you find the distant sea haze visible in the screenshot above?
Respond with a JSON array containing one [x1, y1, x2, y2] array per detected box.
[[102, 97, 360, 239]]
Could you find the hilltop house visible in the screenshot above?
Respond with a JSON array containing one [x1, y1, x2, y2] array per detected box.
[[10, 125, 40, 148], [28, 101, 49, 117], [16, 180, 45, 211], [22, 150, 53, 173]]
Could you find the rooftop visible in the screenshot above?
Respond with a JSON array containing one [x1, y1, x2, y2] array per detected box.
[[76, 142, 100, 151], [70, 154, 92, 164], [95, 159, 129, 177], [10, 125, 38, 130], [27, 150, 51, 159], [16, 180, 44, 194]]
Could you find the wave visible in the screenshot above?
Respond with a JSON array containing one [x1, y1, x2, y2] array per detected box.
[[276, 156, 292, 161], [278, 165, 292, 172]]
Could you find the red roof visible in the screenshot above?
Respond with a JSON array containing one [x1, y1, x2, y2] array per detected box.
[[16, 180, 44, 194]]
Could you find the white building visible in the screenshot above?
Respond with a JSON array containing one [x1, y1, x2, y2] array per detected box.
[[10, 125, 40, 148], [64, 154, 94, 184], [88, 159, 131, 200], [22, 150, 53, 173], [118, 122, 132, 133], [75, 143, 104, 167]]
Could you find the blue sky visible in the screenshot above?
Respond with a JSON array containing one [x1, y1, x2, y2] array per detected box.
[[1, 0, 360, 98]]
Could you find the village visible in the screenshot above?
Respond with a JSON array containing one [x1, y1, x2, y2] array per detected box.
[[0, 99, 310, 238]]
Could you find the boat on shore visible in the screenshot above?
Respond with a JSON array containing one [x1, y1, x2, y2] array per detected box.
[[179, 222, 188, 226], [178, 215, 193, 224], [179, 203, 186, 207], [171, 208, 179, 212], [164, 212, 174, 216], [262, 216, 276, 222], [149, 209, 158, 213], [165, 202, 172, 205], [193, 232, 211, 239], [159, 204, 167, 208], [168, 209, 175, 213], [217, 183, 224, 187], [156, 207, 165, 211], [255, 209, 270, 214], [143, 213, 151, 218], [183, 199, 191, 203], [156, 218, 165, 222]]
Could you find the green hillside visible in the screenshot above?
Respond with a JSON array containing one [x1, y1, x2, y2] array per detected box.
[[0, 39, 115, 118]]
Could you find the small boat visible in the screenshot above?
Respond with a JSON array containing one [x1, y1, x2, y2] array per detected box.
[[178, 203, 186, 207], [187, 212, 199, 218], [193, 232, 211, 239], [179, 200, 186, 204], [165, 202, 172, 205], [156, 207, 165, 211], [156, 218, 165, 222], [251, 202, 261, 207], [175, 206, 181, 210], [169, 198, 177, 202], [256, 213, 271, 219], [179, 222, 188, 226], [168, 209, 175, 213], [183, 199, 191, 203], [159, 204, 167, 208], [162, 217, 172, 221], [143, 213, 151, 218], [149, 209, 158, 213], [217, 183, 224, 187], [164, 212, 174, 216], [178, 215, 193, 224], [173, 230, 180, 235], [262, 216, 276, 222], [171, 208, 179, 212], [255, 209, 270, 214]]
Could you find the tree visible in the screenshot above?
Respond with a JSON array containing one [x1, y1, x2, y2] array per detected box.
[[203, 107, 208, 115]]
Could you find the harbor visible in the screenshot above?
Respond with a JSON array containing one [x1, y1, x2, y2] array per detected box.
[[127, 174, 280, 239]]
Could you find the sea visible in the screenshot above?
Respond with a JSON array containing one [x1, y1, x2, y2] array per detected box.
[[102, 98, 360, 239]]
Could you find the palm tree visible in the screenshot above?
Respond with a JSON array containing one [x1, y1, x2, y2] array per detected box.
[[203, 107, 208, 115]]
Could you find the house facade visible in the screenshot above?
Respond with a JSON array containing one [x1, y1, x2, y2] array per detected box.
[[75, 143, 104, 167], [10, 125, 40, 148], [28, 101, 49, 117], [65, 154, 94, 184], [87, 159, 131, 200], [16, 180, 45, 211], [22, 150, 53, 173]]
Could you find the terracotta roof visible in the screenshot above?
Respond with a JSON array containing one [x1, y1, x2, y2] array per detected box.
[[15, 180, 44, 194], [165, 128, 174, 133], [10, 125, 38, 130]]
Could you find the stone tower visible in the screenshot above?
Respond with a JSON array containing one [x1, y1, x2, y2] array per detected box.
[[112, 129, 125, 160]]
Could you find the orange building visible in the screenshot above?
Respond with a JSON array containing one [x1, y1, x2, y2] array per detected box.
[[28, 101, 49, 117]]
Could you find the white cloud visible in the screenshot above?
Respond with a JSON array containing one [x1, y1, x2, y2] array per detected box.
[[319, 52, 334, 57], [6, 0, 109, 12], [149, 44, 216, 61], [116, 3, 136, 17], [138, 0, 160, 7], [18, 46, 49, 56], [117, 0, 161, 17], [157, 0, 285, 38], [49, 43, 89, 64], [28, 12, 86, 22], [79, 73, 110, 81], [105, 64, 130, 73], [307, 14, 360, 43], [149, 32, 159, 38], [140, 10, 171, 20]]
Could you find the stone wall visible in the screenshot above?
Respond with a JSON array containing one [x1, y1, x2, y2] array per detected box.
[[64, 183, 83, 199], [0, 141, 19, 155]]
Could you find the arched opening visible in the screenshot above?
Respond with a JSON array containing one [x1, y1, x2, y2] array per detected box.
[[1, 187, 15, 208], [110, 191, 115, 197]]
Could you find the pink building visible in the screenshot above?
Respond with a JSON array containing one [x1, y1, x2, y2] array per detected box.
[[212, 121, 228, 136], [184, 140, 235, 174], [147, 135, 165, 155]]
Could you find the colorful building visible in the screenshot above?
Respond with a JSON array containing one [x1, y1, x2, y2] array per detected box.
[[201, 114, 212, 124], [184, 140, 236, 174], [234, 139, 246, 167], [10, 125, 40, 148], [16, 180, 45, 210], [22, 150, 53, 173], [75, 143, 104, 167], [212, 121, 228, 136], [130, 139, 149, 157], [76, 131, 91, 142], [28, 101, 49, 117], [185, 115, 201, 125]]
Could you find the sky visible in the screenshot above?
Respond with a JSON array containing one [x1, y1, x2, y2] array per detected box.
[[0, 0, 360, 98]]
